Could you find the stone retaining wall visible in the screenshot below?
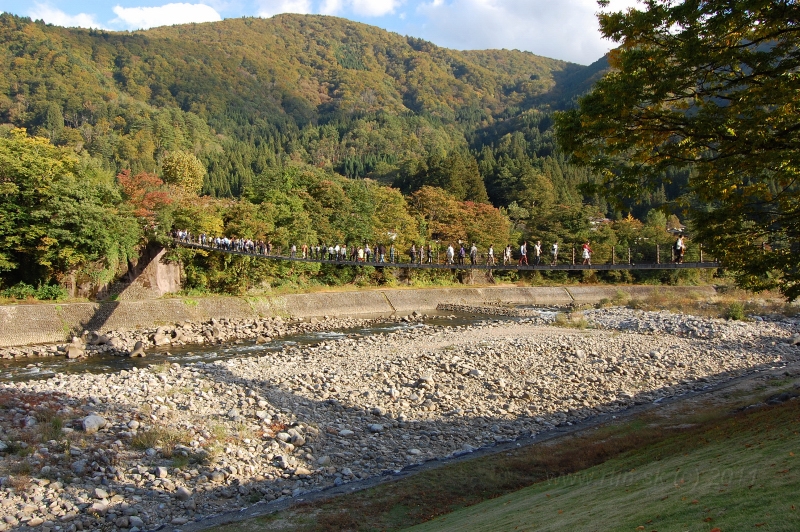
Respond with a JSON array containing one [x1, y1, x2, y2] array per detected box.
[[0, 285, 716, 347]]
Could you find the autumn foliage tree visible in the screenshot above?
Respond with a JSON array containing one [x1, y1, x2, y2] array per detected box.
[[409, 186, 511, 248], [116, 169, 172, 227], [556, 0, 800, 300]]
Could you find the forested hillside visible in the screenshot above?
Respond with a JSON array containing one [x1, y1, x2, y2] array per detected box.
[[0, 13, 608, 199], [0, 13, 691, 296]]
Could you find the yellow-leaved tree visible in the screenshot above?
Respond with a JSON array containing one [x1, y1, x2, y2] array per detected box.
[[161, 151, 206, 195]]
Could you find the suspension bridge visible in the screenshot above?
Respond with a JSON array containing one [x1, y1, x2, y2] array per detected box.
[[174, 240, 720, 272]]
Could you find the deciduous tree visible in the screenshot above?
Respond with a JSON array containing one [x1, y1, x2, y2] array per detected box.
[[556, 0, 800, 299], [161, 151, 206, 195], [0, 129, 140, 286]]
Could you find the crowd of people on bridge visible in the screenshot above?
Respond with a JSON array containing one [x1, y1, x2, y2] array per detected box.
[[173, 230, 587, 267], [172, 229, 689, 267]]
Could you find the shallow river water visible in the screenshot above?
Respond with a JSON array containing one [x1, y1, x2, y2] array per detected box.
[[0, 310, 558, 382]]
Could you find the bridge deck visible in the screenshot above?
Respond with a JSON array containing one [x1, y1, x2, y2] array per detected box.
[[175, 241, 719, 272]]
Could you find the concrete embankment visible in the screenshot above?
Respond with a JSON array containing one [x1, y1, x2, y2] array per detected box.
[[0, 285, 715, 347]]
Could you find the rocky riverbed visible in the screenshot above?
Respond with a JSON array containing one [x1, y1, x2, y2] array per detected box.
[[1, 308, 799, 532], [0, 314, 428, 361]]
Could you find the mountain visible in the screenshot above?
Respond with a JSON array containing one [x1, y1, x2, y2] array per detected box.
[[0, 13, 606, 198]]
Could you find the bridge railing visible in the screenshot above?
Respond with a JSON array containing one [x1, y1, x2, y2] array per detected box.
[[172, 237, 716, 268]]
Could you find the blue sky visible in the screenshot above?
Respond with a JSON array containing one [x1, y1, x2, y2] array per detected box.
[[0, 0, 639, 65]]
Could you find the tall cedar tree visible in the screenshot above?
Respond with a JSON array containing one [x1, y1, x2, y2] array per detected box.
[[556, 0, 800, 300]]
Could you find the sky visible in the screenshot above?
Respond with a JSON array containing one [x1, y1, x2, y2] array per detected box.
[[0, 0, 641, 65]]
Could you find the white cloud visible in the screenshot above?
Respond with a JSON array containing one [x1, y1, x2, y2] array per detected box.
[[320, 0, 343, 15], [111, 3, 222, 29], [257, 0, 313, 17], [350, 0, 402, 17], [28, 3, 105, 29], [414, 0, 640, 64], [263, 0, 401, 18]]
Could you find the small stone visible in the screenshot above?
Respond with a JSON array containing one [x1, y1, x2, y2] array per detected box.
[[65, 344, 85, 359], [128, 516, 144, 528], [418, 374, 435, 387], [293, 467, 312, 477], [338, 429, 354, 437], [93, 487, 108, 499], [28, 518, 44, 527], [89, 502, 108, 515], [171, 517, 189, 525], [368, 423, 384, 433], [155, 466, 168, 478], [82, 415, 106, 434], [71, 460, 88, 475], [175, 486, 192, 501], [316, 455, 331, 466]]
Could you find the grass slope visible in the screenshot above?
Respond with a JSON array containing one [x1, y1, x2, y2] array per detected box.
[[409, 400, 800, 532], [210, 369, 800, 532]]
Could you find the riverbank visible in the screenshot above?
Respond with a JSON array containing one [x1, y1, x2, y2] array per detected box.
[[0, 307, 798, 531], [0, 285, 714, 348]]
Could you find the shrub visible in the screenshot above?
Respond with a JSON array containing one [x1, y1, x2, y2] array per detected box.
[[2, 282, 36, 300], [131, 426, 191, 458], [726, 302, 746, 320], [1, 282, 67, 301], [35, 284, 68, 301]]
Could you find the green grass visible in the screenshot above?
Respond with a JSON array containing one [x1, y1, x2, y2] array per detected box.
[[409, 402, 800, 532]]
